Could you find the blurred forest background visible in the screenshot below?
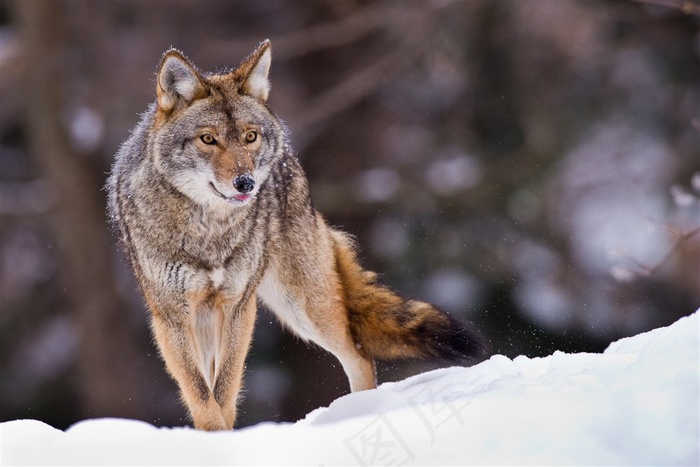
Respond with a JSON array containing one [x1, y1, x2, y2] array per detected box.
[[1, 0, 698, 430]]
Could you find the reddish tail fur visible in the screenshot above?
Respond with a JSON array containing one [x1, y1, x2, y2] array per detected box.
[[331, 230, 485, 363]]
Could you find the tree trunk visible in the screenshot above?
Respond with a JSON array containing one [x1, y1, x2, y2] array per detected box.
[[12, 0, 147, 420]]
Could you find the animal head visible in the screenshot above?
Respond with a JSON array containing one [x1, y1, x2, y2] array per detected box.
[[150, 41, 285, 209]]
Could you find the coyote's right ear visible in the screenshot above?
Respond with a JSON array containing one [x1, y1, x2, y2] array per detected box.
[[157, 49, 207, 112]]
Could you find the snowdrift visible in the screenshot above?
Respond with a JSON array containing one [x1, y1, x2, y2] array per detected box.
[[2, 311, 698, 466]]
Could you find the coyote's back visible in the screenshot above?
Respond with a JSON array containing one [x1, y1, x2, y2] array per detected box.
[[107, 40, 485, 431]]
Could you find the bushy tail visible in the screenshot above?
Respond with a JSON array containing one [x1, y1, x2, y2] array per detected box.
[[331, 230, 486, 363]]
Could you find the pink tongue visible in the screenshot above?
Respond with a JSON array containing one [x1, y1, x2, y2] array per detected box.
[[234, 194, 250, 201]]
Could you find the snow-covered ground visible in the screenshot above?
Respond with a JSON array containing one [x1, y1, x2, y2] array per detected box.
[[2, 311, 698, 466]]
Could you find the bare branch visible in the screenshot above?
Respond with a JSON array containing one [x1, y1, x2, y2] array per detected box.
[[203, 1, 461, 62], [631, 0, 700, 15], [612, 227, 700, 280], [292, 39, 429, 137], [204, 3, 387, 62], [286, 2, 461, 140], [0, 180, 54, 216]]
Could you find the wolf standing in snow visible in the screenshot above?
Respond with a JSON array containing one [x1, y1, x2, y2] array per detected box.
[[107, 41, 484, 430]]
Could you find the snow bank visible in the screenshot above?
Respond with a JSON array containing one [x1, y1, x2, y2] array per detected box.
[[2, 311, 698, 466]]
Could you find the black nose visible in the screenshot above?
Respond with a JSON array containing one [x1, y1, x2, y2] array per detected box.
[[233, 174, 255, 194]]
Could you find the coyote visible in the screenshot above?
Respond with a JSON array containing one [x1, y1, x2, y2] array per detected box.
[[107, 40, 484, 430]]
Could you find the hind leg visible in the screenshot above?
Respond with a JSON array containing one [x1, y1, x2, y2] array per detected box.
[[258, 269, 377, 392], [320, 317, 377, 392], [337, 345, 377, 392], [305, 313, 378, 393]]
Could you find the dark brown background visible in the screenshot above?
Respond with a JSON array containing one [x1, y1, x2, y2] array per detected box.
[[1, 0, 698, 429]]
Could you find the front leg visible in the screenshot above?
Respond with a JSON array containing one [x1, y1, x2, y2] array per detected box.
[[212, 294, 258, 429], [150, 308, 227, 431]]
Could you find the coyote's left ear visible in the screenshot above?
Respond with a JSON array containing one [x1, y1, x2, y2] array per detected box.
[[239, 40, 272, 103]]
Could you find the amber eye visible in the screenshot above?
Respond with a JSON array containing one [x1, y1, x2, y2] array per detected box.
[[200, 134, 216, 145], [245, 130, 258, 143]]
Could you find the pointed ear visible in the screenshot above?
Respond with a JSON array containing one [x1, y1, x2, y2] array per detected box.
[[239, 40, 272, 103], [156, 49, 207, 112]]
